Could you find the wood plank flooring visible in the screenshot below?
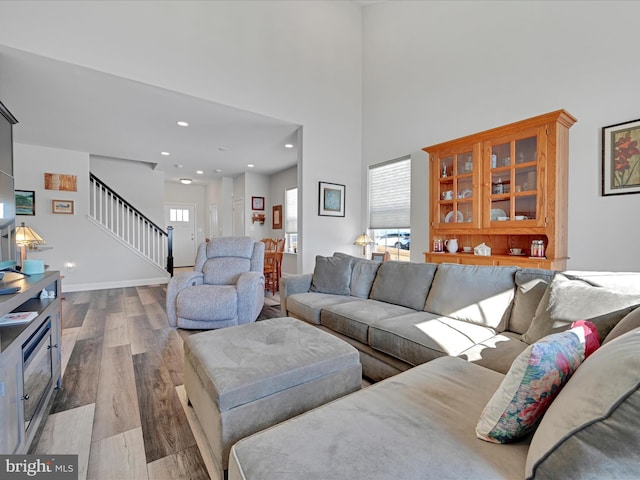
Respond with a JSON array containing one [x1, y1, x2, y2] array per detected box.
[[34, 284, 282, 480]]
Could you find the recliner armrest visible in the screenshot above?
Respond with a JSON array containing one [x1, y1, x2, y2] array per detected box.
[[236, 271, 266, 324], [166, 271, 204, 326]]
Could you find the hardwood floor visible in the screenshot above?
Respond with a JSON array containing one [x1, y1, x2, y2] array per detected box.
[[34, 285, 282, 480]]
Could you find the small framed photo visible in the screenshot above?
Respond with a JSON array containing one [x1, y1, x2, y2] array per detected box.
[[15, 190, 36, 215], [602, 118, 640, 196], [52, 199, 74, 214], [318, 181, 345, 217], [371, 252, 386, 262], [272, 204, 283, 229], [252, 196, 265, 210]]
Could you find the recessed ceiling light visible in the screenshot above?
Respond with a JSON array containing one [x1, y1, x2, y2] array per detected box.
[[175, 164, 183, 168], [218, 146, 228, 152], [177, 121, 189, 127], [180, 178, 192, 184], [161, 151, 170, 156], [285, 144, 294, 149], [247, 164, 255, 168], [215, 168, 223, 173], [196, 170, 204, 175]]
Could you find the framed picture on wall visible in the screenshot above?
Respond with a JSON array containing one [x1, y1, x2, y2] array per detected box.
[[52, 199, 74, 214], [272, 204, 283, 229], [602, 118, 640, 196], [318, 181, 345, 217], [252, 196, 265, 210], [44, 173, 78, 191], [15, 190, 36, 215]]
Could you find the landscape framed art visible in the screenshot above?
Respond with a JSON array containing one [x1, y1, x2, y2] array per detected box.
[[15, 190, 35, 215], [52, 199, 74, 214]]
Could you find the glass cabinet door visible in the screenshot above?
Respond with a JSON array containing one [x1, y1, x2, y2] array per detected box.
[[486, 131, 540, 226], [434, 147, 479, 228]]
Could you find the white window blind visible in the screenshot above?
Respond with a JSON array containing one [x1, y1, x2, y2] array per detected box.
[[285, 187, 298, 233], [369, 157, 411, 229]]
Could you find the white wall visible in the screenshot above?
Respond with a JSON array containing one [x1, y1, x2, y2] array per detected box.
[[269, 165, 298, 274], [90, 155, 165, 227], [0, 0, 363, 274], [244, 171, 269, 240], [362, 1, 640, 272], [14, 143, 168, 291]]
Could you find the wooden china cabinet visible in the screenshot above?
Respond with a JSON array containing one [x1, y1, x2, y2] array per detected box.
[[423, 110, 576, 270]]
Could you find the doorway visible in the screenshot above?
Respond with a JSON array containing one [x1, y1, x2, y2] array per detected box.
[[165, 203, 197, 267]]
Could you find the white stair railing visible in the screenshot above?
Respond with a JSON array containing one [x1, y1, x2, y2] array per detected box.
[[89, 173, 170, 271]]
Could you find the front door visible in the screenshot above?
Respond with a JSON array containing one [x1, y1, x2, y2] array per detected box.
[[165, 203, 196, 267]]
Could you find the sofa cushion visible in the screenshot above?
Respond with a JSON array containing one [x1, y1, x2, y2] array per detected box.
[[564, 270, 640, 293], [369, 261, 437, 310], [310, 255, 353, 295], [424, 263, 517, 330], [510, 268, 555, 335], [229, 357, 530, 480], [603, 306, 640, 345], [321, 300, 415, 344], [286, 292, 362, 325], [522, 273, 640, 344], [333, 252, 381, 299], [368, 312, 496, 367], [525, 327, 640, 479], [177, 285, 238, 321], [458, 332, 529, 375], [476, 323, 599, 444]]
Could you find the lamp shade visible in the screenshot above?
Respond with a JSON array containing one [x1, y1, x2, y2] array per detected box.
[[15, 222, 45, 246], [353, 233, 374, 246], [354, 232, 374, 256]]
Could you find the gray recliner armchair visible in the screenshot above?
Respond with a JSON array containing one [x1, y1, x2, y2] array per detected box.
[[166, 237, 265, 329]]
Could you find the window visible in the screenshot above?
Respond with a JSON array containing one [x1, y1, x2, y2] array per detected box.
[[169, 208, 189, 222], [369, 157, 411, 261], [285, 187, 298, 253]]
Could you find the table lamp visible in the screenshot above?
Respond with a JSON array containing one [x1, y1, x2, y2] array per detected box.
[[353, 232, 374, 256], [15, 222, 45, 265]]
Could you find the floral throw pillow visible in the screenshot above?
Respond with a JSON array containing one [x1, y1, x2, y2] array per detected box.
[[476, 321, 599, 444]]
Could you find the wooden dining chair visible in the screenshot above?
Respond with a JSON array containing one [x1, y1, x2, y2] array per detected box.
[[261, 239, 279, 295]]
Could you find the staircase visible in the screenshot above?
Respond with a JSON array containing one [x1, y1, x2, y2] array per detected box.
[[89, 173, 173, 274]]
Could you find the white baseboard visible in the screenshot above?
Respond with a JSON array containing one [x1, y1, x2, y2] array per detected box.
[[62, 276, 170, 293]]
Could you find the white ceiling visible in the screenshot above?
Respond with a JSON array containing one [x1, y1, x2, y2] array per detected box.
[[0, 45, 300, 185]]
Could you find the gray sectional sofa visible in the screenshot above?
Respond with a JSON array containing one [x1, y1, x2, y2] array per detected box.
[[226, 254, 640, 479], [280, 253, 640, 380]]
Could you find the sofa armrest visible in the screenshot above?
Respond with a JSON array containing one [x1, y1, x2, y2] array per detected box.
[[166, 271, 204, 326], [236, 271, 266, 324], [280, 273, 313, 317]]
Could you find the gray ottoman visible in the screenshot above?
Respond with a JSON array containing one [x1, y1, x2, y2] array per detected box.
[[183, 317, 362, 477]]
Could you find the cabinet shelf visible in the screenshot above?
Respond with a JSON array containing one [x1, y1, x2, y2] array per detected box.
[[424, 110, 576, 269]]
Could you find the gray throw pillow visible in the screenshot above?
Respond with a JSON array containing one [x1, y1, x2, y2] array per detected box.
[[521, 273, 640, 344], [332, 252, 380, 298], [310, 255, 353, 296], [525, 328, 640, 479], [603, 306, 640, 345], [509, 269, 556, 334]]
